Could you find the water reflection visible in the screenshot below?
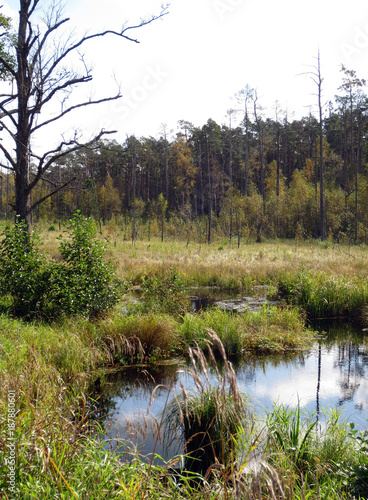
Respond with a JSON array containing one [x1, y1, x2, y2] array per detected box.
[[99, 321, 368, 462]]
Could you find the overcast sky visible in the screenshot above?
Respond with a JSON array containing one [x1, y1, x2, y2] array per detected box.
[[2, 0, 368, 146]]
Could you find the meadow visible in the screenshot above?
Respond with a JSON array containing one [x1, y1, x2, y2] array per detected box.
[[1, 227, 368, 499]]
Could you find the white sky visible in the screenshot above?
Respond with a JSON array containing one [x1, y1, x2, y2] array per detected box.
[[2, 0, 368, 146]]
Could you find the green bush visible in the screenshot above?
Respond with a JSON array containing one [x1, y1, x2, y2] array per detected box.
[[0, 219, 50, 318], [55, 212, 121, 316], [140, 267, 189, 316], [0, 213, 121, 320]]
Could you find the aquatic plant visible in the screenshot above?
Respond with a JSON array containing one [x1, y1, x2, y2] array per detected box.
[[180, 305, 313, 355], [163, 329, 251, 475], [278, 267, 368, 318], [266, 401, 317, 473]]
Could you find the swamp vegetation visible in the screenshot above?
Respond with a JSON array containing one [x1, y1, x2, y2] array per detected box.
[[0, 218, 368, 498]]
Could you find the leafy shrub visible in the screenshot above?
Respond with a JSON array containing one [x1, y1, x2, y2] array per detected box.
[[0, 213, 121, 320], [55, 212, 121, 317], [140, 267, 189, 316], [0, 219, 50, 318]]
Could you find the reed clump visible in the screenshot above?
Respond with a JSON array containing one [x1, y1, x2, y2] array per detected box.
[[180, 306, 314, 355], [163, 329, 252, 476], [279, 267, 368, 319], [99, 312, 180, 361]]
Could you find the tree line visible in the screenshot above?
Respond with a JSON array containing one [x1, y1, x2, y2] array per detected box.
[[2, 65, 362, 244], [1, 3, 367, 244]]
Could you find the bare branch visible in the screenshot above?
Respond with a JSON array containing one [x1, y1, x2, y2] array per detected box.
[[41, 6, 169, 84], [36, 73, 93, 111], [0, 106, 18, 126], [31, 93, 121, 133], [0, 142, 15, 169], [31, 17, 70, 71], [0, 118, 17, 141], [28, 0, 40, 18], [28, 128, 116, 193], [29, 175, 76, 213]]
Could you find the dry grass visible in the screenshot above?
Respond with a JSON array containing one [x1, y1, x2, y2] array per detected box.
[[33, 228, 368, 290]]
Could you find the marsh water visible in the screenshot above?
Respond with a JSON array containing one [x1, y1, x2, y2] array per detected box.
[[99, 319, 368, 463]]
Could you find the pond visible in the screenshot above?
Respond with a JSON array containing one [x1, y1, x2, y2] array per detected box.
[[98, 319, 368, 463]]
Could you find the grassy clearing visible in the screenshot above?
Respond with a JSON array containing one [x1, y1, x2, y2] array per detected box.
[[32, 226, 368, 318], [42, 228, 368, 320], [36, 227, 368, 284]]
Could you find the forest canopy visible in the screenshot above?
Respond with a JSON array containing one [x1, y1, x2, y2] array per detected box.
[[1, 65, 368, 244]]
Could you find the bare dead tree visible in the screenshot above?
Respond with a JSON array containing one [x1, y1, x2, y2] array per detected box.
[[253, 90, 265, 204], [0, 0, 169, 230], [300, 49, 326, 240]]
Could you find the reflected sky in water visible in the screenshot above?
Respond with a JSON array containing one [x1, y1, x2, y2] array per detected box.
[[101, 320, 368, 461]]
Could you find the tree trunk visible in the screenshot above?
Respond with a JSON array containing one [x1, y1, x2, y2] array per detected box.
[[317, 51, 326, 240], [15, 2, 32, 228]]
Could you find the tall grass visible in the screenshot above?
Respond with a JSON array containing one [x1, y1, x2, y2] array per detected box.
[[279, 267, 368, 319], [263, 404, 364, 498], [180, 305, 313, 355], [162, 329, 252, 475]]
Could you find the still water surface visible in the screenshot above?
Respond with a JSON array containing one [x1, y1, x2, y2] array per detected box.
[[100, 320, 368, 461]]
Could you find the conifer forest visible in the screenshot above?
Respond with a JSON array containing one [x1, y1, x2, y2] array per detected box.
[[3, 69, 366, 245]]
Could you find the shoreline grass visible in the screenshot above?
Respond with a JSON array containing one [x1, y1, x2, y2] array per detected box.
[[1, 316, 366, 498], [278, 267, 368, 319]]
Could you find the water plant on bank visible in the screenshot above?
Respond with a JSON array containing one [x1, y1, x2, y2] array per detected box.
[[162, 329, 252, 476], [264, 404, 368, 498], [180, 305, 314, 355], [278, 267, 368, 319]]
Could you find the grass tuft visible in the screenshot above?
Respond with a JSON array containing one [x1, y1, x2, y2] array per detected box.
[[279, 267, 368, 319]]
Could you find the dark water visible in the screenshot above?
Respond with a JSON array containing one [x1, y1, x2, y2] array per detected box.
[[99, 320, 368, 462]]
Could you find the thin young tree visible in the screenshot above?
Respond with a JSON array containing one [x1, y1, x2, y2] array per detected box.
[[253, 90, 265, 205], [0, 0, 168, 231], [235, 84, 253, 196]]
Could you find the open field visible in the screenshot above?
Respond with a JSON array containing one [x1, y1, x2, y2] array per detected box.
[[39, 227, 368, 284]]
